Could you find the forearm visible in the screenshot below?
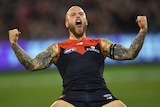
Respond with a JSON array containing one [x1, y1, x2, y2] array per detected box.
[[9, 29, 55, 71], [113, 29, 147, 60], [129, 28, 147, 59], [11, 43, 55, 71], [11, 43, 36, 71], [108, 16, 148, 60]]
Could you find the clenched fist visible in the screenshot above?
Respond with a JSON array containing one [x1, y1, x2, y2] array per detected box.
[[9, 29, 21, 44], [136, 16, 148, 30]]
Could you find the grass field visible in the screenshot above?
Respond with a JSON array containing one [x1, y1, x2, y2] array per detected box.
[[0, 63, 160, 107]]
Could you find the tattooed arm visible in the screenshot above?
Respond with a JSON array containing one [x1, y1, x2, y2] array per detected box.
[[11, 43, 57, 71], [9, 29, 58, 72], [101, 16, 148, 60]]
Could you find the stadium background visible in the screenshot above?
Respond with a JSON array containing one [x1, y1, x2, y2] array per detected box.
[[0, 0, 160, 107]]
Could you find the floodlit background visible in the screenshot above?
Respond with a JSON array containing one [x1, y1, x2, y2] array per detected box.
[[0, 0, 160, 107]]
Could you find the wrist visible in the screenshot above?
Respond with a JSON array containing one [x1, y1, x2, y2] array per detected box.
[[139, 28, 148, 33], [10, 42, 18, 47], [9, 39, 17, 44]]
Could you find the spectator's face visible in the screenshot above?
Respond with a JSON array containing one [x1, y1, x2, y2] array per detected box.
[[65, 6, 88, 37]]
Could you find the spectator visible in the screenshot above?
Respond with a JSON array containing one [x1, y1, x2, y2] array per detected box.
[[0, 0, 160, 40]]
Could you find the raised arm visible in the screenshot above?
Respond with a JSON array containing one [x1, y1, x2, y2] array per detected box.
[[9, 29, 58, 72], [101, 16, 148, 60]]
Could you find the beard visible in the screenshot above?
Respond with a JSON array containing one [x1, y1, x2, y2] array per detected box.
[[68, 24, 87, 38]]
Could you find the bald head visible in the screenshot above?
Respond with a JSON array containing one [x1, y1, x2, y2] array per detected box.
[[65, 6, 86, 21], [66, 6, 84, 14], [65, 6, 88, 38]]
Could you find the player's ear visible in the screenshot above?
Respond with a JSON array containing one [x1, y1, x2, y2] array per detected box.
[[65, 20, 68, 28], [86, 19, 88, 26], [85, 14, 88, 26]]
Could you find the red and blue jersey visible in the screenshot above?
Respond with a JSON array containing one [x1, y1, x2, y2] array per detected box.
[[55, 37, 107, 92]]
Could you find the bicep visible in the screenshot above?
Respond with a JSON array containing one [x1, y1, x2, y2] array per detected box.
[[32, 43, 58, 71], [101, 38, 132, 60], [112, 44, 133, 60], [100, 38, 113, 57]]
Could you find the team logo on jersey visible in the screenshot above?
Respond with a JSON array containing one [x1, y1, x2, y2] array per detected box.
[[64, 48, 76, 54], [103, 94, 113, 100], [86, 46, 100, 53]]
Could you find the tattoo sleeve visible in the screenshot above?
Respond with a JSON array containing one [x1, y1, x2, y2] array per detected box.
[[113, 29, 147, 60], [11, 43, 57, 71]]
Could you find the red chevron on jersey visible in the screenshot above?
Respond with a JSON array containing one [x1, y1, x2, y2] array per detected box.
[[57, 37, 102, 55]]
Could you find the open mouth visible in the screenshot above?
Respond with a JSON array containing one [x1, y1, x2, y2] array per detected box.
[[76, 19, 82, 27]]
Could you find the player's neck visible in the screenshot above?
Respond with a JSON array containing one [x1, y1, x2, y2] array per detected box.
[[69, 33, 86, 40]]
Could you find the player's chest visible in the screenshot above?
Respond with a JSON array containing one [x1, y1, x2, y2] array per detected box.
[[61, 42, 101, 55]]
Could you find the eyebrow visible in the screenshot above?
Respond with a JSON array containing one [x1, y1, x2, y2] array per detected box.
[[69, 11, 84, 15]]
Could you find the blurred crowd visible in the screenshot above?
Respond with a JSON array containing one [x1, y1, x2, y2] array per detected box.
[[0, 0, 160, 40]]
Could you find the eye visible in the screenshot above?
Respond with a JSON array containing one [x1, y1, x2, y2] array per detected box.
[[79, 12, 83, 16], [71, 13, 75, 16]]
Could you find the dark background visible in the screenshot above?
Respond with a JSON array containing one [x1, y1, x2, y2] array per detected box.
[[0, 0, 160, 40]]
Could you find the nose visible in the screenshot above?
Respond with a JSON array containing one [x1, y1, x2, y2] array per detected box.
[[76, 14, 80, 18]]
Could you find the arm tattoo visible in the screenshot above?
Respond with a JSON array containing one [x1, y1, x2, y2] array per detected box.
[[100, 38, 113, 57], [11, 43, 57, 71], [113, 29, 147, 60]]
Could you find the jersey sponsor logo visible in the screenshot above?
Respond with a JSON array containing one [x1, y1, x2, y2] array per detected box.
[[103, 94, 113, 100], [86, 46, 100, 53], [76, 42, 83, 45], [64, 48, 76, 54]]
